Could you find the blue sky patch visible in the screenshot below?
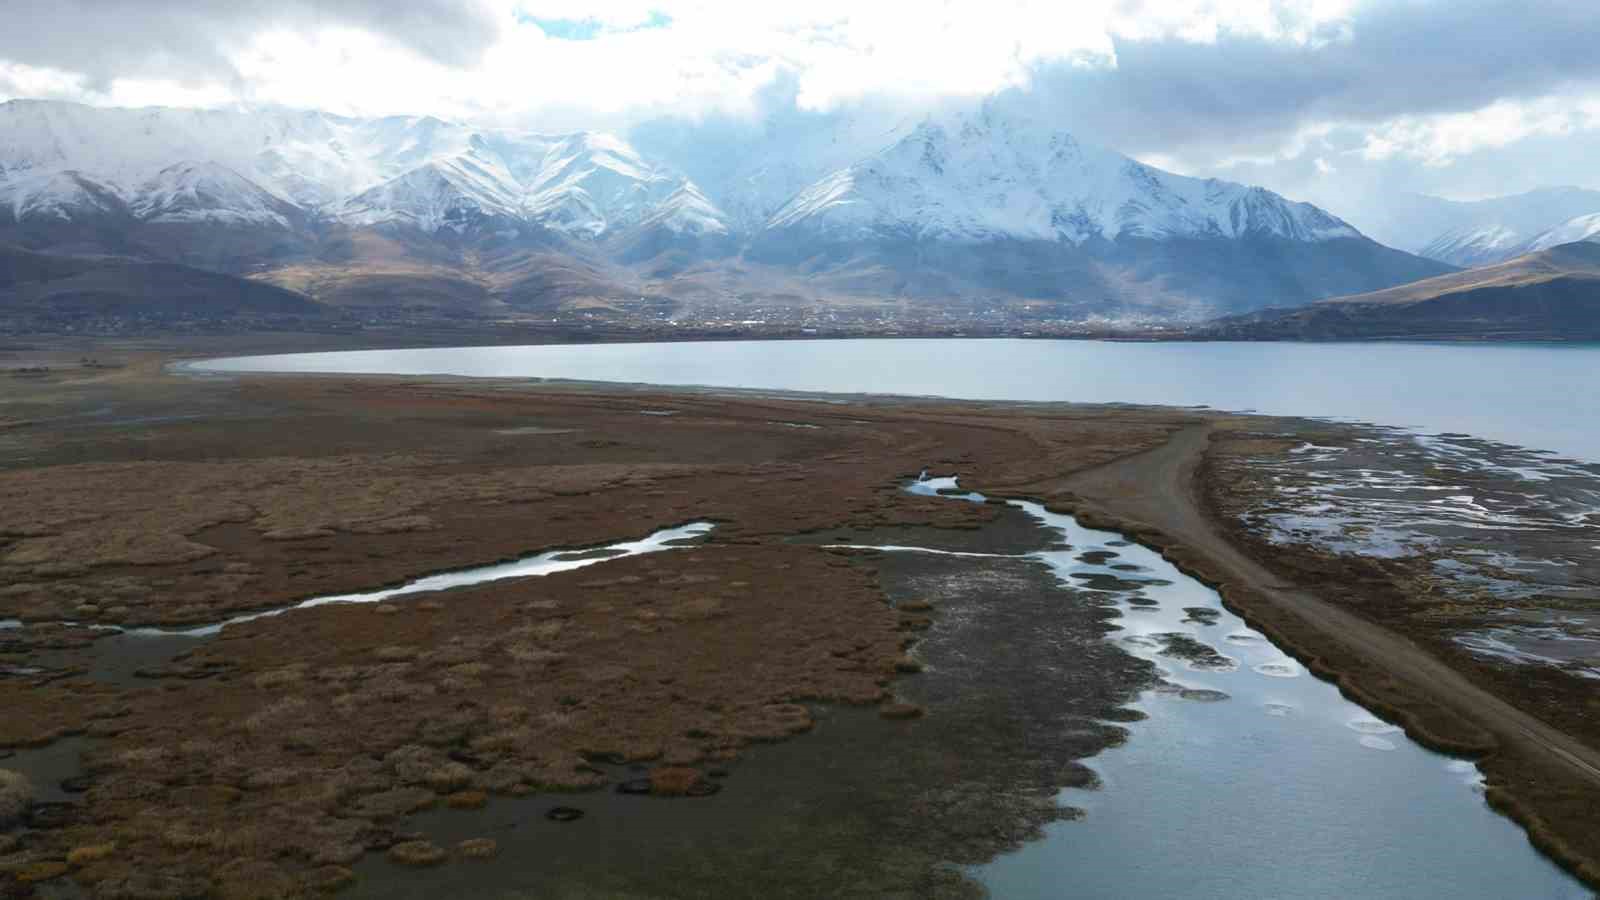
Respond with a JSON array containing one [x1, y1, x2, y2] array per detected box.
[[522, 10, 673, 41]]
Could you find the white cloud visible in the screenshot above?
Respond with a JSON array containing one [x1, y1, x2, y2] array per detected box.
[[1, 0, 1368, 124], [1358, 93, 1600, 167], [0, 61, 89, 102], [9, 0, 1600, 211]]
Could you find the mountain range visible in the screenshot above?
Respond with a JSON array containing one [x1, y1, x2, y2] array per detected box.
[[1204, 239, 1600, 340], [1356, 187, 1600, 268], [1, 98, 1453, 324]]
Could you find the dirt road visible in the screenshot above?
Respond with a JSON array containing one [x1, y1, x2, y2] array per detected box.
[[1054, 423, 1600, 874]]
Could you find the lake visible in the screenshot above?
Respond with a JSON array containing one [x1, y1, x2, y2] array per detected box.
[[195, 338, 1600, 462]]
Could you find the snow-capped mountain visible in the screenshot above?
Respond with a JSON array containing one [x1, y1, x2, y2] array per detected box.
[[0, 98, 1452, 317], [1416, 207, 1600, 267], [0, 99, 728, 239], [1, 170, 125, 224], [131, 161, 301, 228], [1420, 224, 1525, 269], [1521, 213, 1600, 254], [1373, 187, 1600, 267], [760, 109, 1358, 245]]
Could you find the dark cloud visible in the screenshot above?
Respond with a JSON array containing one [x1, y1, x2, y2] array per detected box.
[[1008, 0, 1600, 162], [0, 0, 501, 88]]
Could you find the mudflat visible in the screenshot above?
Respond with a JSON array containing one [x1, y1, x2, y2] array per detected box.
[[0, 337, 1596, 896]]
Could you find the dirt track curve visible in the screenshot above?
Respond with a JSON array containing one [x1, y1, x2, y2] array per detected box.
[[1061, 423, 1600, 788]]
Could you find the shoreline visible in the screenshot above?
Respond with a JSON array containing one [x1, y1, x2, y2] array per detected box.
[[1, 336, 1596, 894]]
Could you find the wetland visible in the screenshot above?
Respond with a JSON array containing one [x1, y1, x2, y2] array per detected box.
[[1, 336, 1597, 897]]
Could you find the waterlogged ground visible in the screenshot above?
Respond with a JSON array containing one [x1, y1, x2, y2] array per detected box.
[[2, 343, 1595, 896], [1217, 426, 1600, 686], [347, 488, 1156, 898], [349, 478, 1587, 898], [2, 358, 1206, 897]]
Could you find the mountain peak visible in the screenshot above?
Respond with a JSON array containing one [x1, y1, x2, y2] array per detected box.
[[760, 105, 1358, 246]]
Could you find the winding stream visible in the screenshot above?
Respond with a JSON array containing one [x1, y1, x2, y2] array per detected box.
[[898, 477, 1588, 898], [1, 522, 714, 641]]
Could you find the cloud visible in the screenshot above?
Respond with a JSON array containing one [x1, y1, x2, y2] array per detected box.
[[1004, 0, 1600, 165], [0, 0, 503, 91], [1358, 94, 1600, 166], [4, 0, 1600, 218], [0, 0, 1376, 119]]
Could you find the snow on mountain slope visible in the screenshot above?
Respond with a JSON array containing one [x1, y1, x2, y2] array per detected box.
[[514, 132, 729, 237], [0, 98, 1456, 317], [630, 105, 923, 231], [1413, 206, 1600, 267], [632, 184, 729, 236], [0, 99, 728, 238], [338, 141, 525, 232], [338, 163, 511, 232], [1374, 187, 1600, 265], [131, 161, 299, 228], [1420, 224, 1525, 268], [0, 170, 126, 223], [1521, 213, 1600, 253], [763, 108, 1358, 245], [2, 98, 1364, 250]]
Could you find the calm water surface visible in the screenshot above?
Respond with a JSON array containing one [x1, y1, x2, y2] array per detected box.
[[198, 339, 1600, 462], [975, 491, 1586, 898]]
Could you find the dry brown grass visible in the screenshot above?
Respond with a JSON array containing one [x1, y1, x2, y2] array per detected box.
[[304, 866, 355, 893], [880, 702, 926, 720], [648, 767, 708, 796], [387, 840, 447, 867], [66, 843, 118, 866], [0, 768, 33, 827], [16, 861, 69, 884], [445, 790, 487, 809], [0, 454, 696, 625]]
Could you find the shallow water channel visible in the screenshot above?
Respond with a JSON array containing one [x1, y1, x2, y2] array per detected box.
[[0, 522, 714, 684], [895, 478, 1586, 898]]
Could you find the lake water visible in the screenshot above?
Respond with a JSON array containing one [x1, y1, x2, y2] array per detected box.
[[196, 339, 1600, 462]]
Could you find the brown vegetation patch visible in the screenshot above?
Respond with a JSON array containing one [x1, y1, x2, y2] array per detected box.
[[387, 840, 447, 867], [457, 838, 498, 860], [646, 767, 712, 797], [0, 769, 31, 827], [880, 702, 926, 720]]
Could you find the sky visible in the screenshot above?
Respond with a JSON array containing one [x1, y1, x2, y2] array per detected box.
[[3, 0, 1600, 233]]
